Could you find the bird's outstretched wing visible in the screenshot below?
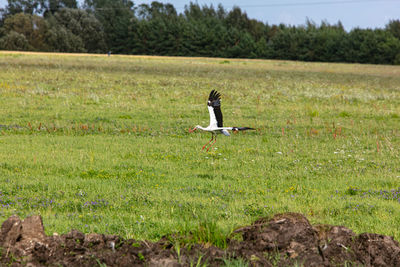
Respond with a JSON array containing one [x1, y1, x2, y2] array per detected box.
[[207, 90, 223, 128]]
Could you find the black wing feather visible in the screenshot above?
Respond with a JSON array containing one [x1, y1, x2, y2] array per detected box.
[[208, 90, 223, 127]]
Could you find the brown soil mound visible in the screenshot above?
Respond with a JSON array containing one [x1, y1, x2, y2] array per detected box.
[[1, 213, 399, 266]]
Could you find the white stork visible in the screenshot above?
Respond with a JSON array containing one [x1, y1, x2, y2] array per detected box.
[[189, 90, 254, 151]]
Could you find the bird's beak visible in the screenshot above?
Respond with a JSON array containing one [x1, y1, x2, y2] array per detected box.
[[189, 128, 196, 133]]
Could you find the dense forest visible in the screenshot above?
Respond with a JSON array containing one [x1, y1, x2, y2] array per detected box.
[[0, 0, 400, 64]]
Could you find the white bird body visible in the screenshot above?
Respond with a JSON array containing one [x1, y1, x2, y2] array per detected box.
[[193, 125, 232, 136], [190, 90, 254, 151]]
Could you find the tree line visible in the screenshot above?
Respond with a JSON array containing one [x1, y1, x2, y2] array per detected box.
[[1, 0, 400, 64]]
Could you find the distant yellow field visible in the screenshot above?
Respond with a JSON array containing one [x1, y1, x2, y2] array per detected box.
[[2, 50, 399, 77]]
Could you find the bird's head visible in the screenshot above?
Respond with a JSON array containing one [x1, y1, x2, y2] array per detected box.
[[188, 125, 201, 133]]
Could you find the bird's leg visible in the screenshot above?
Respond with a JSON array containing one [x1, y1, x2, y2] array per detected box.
[[202, 135, 214, 151], [206, 135, 217, 152]]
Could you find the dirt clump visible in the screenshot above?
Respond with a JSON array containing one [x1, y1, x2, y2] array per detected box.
[[0, 213, 399, 266]]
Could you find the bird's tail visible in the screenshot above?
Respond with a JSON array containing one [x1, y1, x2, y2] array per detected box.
[[232, 127, 255, 131]]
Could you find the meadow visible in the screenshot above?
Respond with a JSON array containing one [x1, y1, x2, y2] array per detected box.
[[0, 51, 400, 244]]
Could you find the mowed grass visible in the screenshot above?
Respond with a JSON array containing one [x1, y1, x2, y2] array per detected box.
[[0, 51, 400, 242]]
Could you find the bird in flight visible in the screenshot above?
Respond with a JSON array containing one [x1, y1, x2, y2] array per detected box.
[[189, 90, 254, 151]]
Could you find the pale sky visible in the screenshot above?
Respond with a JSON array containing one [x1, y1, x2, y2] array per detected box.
[[1, 0, 399, 31]]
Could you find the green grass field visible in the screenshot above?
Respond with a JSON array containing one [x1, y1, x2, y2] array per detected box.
[[0, 51, 400, 243]]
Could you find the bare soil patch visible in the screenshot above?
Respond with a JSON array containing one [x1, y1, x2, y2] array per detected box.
[[1, 213, 399, 266]]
